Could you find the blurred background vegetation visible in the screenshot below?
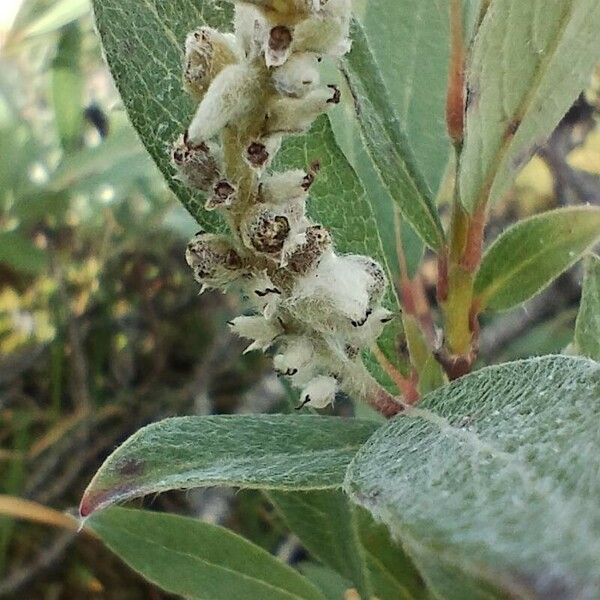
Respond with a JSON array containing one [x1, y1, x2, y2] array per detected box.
[[0, 1, 598, 597]]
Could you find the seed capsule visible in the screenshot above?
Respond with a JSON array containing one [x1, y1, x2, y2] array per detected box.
[[171, 135, 222, 191], [228, 314, 283, 353], [183, 27, 240, 100], [187, 63, 264, 144], [272, 53, 320, 97], [285, 224, 331, 274], [205, 179, 237, 211], [241, 207, 291, 255], [296, 375, 337, 409], [266, 25, 293, 67], [266, 85, 340, 134], [185, 232, 243, 290]]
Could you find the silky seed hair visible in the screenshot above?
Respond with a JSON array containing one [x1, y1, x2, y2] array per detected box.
[[178, 0, 393, 409]]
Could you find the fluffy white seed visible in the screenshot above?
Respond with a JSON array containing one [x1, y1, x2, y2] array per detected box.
[[292, 0, 351, 56], [265, 85, 340, 134], [171, 135, 222, 191], [187, 63, 264, 144], [228, 315, 283, 353], [183, 27, 240, 100], [185, 232, 244, 290], [297, 375, 337, 409], [289, 252, 374, 329], [259, 167, 315, 204], [273, 336, 315, 384], [272, 53, 320, 97]]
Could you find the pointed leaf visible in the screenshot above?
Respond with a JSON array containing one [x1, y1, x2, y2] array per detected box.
[[342, 22, 445, 250], [346, 356, 600, 599], [358, 0, 451, 194], [268, 490, 372, 598], [86, 507, 326, 600], [474, 206, 600, 311], [269, 491, 426, 600], [52, 23, 83, 152], [80, 415, 378, 516], [574, 254, 600, 360], [460, 0, 600, 210]]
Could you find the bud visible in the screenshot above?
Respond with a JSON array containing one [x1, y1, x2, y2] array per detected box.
[[228, 314, 283, 353], [187, 63, 265, 144], [272, 53, 320, 97], [185, 232, 244, 290], [171, 135, 222, 191], [183, 27, 240, 100], [266, 85, 340, 134], [296, 375, 337, 409]]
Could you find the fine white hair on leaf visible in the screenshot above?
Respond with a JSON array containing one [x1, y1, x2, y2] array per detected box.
[[298, 375, 338, 409], [228, 315, 283, 353], [265, 85, 340, 134], [187, 63, 264, 144], [272, 53, 320, 97]]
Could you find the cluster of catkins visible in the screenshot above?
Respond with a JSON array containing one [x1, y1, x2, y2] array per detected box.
[[174, 0, 393, 409]]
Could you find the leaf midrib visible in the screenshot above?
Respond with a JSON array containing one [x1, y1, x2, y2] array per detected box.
[[475, 208, 600, 306], [100, 521, 319, 600], [469, 0, 574, 209]]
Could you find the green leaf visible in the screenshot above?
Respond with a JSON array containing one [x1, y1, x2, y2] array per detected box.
[[52, 23, 83, 152], [474, 206, 600, 311], [460, 0, 600, 211], [80, 415, 378, 516], [359, 0, 451, 195], [268, 490, 372, 598], [299, 563, 352, 600], [269, 491, 426, 600], [86, 507, 326, 600], [341, 22, 445, 250], [345, 356, 600, 599], [355, 508, 426, 600], [17, 0, 89, 40], [574, 254, 600, 360], [92, 0, 232, 231]]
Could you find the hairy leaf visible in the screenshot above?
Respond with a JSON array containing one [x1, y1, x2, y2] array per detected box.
[[268, 491, 372, 598], [269, 491, 426, 600], [474, 206, 600, 311], [574, 254, 600, 360], [342, 22, 445, 250], [359, 0, 451, 195], [346, 356, 600, 599], [460, 0, 600, 211], [80, 415, 378, 516], [92, 0, 230, 231], [86, 507, 326, 600]]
